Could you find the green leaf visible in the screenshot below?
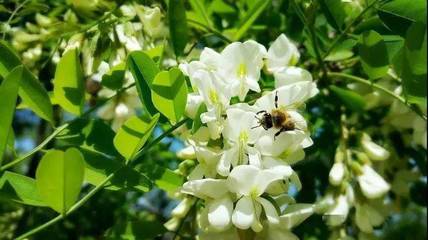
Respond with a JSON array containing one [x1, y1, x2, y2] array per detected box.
[[399, 22, 427, 104], [330, 86, 366, 112], [154, 169, 184, 192], [320, 0, 347, 30], [56, 118, 119, 157], [378, 0, 427, 36], [192, 103, 207, 134], [0, 41, 21, 78], [325, 39, 357, 61], [189, 0, 213, 28], [233, 0, 270, 41], [81, 149, 151, 192], [127, 51, 159, 116], [0, 171, 46, 206], [105, 215, 166, 240], [0, 41, 53, 122], [36, 148, 85, 214], [359, 31, 389, 79], [151, 68, 188, 124], [53, 48, 85, 116], [114, 114, 160, 160], [145, 45, 165, 66], [168, 0, 189, 56], [209, 0, 235, 14], [101, 62, 125, 90], [383, 35, 405, 62], [0, 66, 23, 165]]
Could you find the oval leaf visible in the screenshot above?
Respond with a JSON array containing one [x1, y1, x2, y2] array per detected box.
[[0, 171, 46, 206], [151, 68, 188, 124], [114, 113, 160, 160], [54, 48, 85, 116], [359, 31, 389, 80], [36, 148, 85, 214], [330, 85, 366, 112], [127, 51, 159, 116], [0, 66, 23, 165], [169, 0, 189, 56], [0, 41, 53, 122]]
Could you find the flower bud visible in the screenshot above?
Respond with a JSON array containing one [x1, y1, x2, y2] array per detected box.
[[361, 134, 390, 161], [185, 93, 204, 119], [325, 195, 350, 226], [329, 162, 345, 186], [178, 159, 196, 175], [177, 145, 196, 159], [357, 165, 390, 199], [172, 198, 196, 218], [164, 217, 180, 231]]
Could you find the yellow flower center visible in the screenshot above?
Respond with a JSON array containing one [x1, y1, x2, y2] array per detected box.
[[237, 63, 247, 78]]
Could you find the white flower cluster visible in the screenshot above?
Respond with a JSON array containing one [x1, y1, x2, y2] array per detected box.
[[171, 34, 319, 239], [323, 133, 391, 235]]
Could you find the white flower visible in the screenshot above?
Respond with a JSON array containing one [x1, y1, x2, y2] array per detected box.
[[266, 34, 300, 73], [355, 203, 384, 233], [188, 146, 221, 180], [115, 23, 143, 52], [218, 40, 267, 100], [185, 93, 204, 119], [137, 6, 166, 37], [172, 197, 196, 218], [179, 48, 222, 91], [182, 179, 233, 230], [190, 70, 231, 139], [325, 194, 351, 226], [357, 165, 390, 199], [329, 162, 346, 186], [253, 82, 318, 158], [218, 108, 261, 176], [274, 67, 313, 88], [91, 61, 110, 82], [361, 134, 390, 161], [227, 165, 292, 231], [177, 145, 196, 160]]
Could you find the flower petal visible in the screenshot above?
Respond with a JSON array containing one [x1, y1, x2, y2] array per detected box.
[[232, 196, 256, 230], [257, 197, 280, 224], [182, 179, 228, 199], [274, 67, 312, 88], [207, 196, 234, 230]]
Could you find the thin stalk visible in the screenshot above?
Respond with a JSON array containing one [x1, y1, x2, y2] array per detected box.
[[291, 0, 328, 78], [328, 72, 427, 121], [322, 0, 382, 59], [15, 173, 116, 240], [14, 118, 190, 239], [2, 0, 30, 39], [0, 83, 136, 172], [187, 19, 232, 43]]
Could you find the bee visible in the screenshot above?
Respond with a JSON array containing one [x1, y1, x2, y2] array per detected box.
[[252, 91, 300, 139]]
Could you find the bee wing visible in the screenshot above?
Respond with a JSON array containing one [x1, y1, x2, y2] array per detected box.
[[287, 110, 308, 131]]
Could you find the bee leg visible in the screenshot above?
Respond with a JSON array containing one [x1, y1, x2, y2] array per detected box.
[[274, 128, 285, 140], [275, 91, 279, 109], [251, 124, 261, 129], [256, 110, 267, 115]]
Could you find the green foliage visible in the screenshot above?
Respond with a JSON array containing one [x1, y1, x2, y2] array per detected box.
[[127, 51, 160, 116], [114, 114, 160, 161], [36, 148, 85, 214], [53, 48, 85, 116], [101, 63, 126, 90], [0, 171, 46, 206], [330, 85, 366, 112], [359, 30, 389, 79], [168, 0, 189, 56], [0, 41, 53, 122], [0, 66, 22, 164], [151, 68, 188, 124], [233, 0, 270, 41]]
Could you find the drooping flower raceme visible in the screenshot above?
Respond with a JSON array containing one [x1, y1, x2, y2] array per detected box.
[[171, 34, 319, 239]]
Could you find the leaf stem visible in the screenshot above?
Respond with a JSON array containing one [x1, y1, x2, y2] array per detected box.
[[13, 118, 190, 239], [187, 19, 232, 43], [322, 0, 382, 59], [328, 72, 427, 121], [15, 173, 116, 240], [0, 83, 136, 172]]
